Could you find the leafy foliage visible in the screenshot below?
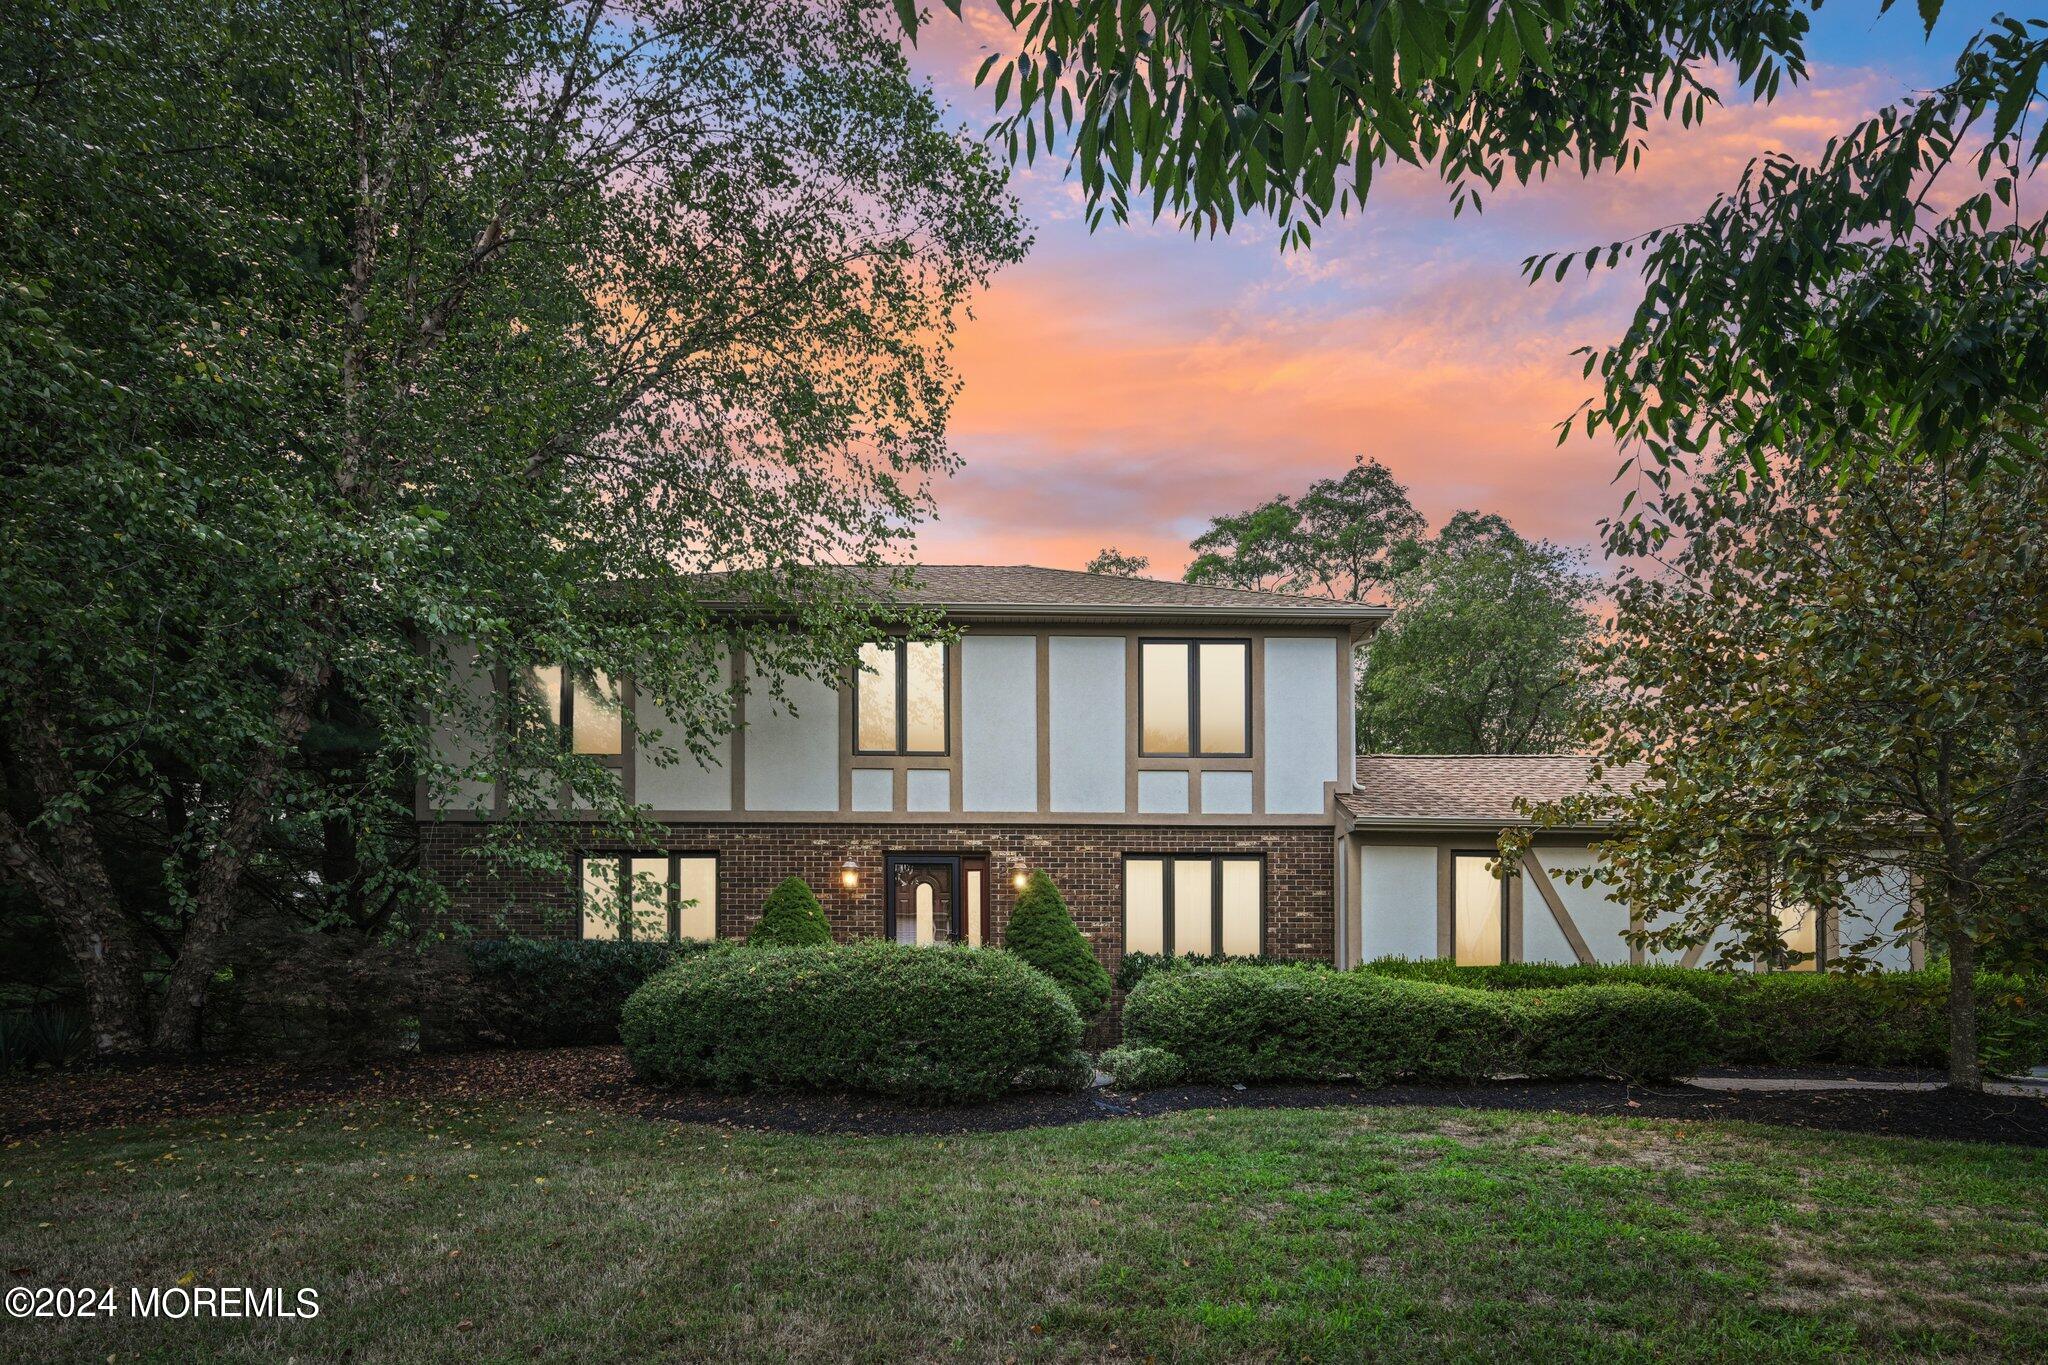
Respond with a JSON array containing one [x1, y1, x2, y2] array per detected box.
[[1122, 962, 1707, 1085], [1083, 547, 1151, 576], [1003, 871, 1112, 1018], [1099, 1043, 1186, 1089], [749, 878, 835, 948], [911, 0, 1815, 242], [436, 939, 719, 1050], [0, 0, 1026, 1054], [1114, 949, 1315, 994], [1183, 456, 1423, 599], [1358, 515, 1598, 753], [1362, 959, 2048, 1075], [1501, 451, 2048, 1084], [620, 941, 1085, 1103]]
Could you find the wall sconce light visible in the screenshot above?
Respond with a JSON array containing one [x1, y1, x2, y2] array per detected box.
[[840, 858, 859, 890], [1012, 869, 1028, 891]]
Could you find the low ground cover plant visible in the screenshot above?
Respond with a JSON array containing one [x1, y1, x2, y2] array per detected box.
[[1362, 959, 2048, 1074], [1120, 964, 1709, 1086], [621, 940, 1085, 1103]]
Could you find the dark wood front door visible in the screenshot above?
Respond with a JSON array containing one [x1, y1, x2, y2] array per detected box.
[[884, 854, 989, 946]]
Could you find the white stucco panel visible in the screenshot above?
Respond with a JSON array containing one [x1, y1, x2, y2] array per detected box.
[[1137, 769, 1190, 814], [742, 664, 840, 811], [427, 640, 497, 813], [1201, 770, 1254, 815], [633, 647, 733, 811], [1359, 845, 1439, 961], [1263, 637, 1339, 815], [1048, 636, 1125, 812], [961, 634, 1037, 812]]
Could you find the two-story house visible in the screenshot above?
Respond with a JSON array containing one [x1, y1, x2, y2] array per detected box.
[[419, 564, 1916, 974]]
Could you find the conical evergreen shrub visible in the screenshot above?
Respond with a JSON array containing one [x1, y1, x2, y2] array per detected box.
[[1004, 871, 1111, 1018], [749, 876, 833, 947]]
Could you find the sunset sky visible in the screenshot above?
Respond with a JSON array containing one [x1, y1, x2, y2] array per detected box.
[[898, 2, 2008, 578]]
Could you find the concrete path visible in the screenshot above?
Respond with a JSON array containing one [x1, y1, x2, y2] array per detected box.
[[1687, 1066, 2048, 1101]]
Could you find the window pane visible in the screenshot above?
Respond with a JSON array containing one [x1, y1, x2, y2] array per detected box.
[[1198, 643, 1248, 754], [676, 856, 717, 940], [571, 670, 623, 756], [965, 869, 983, 947], [1778, 901, 1819, 971], [627, 855, 669, 940], [1219, 859, 1261, 956], [1141, 642, 1191, 753], [527, 664, 564, 730], [1124, 859, 1165, 954], [1173, 859, 1214, 957], [857, 642, 898, 751], [1453, 855, 1504, 966], [904, 641, 946, 752], [914, 882, 935, 946], [580, 857, 621, 940]]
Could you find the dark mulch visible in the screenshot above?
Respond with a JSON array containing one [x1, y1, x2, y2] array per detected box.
[[3, 1046, 2044, 1148]]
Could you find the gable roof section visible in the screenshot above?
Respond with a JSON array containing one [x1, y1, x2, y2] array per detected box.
[[1342, 754, 1644, 827]]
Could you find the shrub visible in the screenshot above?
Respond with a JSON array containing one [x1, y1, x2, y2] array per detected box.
[[1005, 871, 1112, 1017], [749, 877, 833, 947], [1114, 949, 1317, 994], [1360, 959, 2048, 1074], [1013, 1049, 1097, 1092], [1100, 1044, 1185, 1090], [0, 1008, 89, 1071], [621, 941, 1084, 1103], [1509, 985, 1712, 1083], [441, 938, 719, 1048], [1122, 965, 1517, 1085]]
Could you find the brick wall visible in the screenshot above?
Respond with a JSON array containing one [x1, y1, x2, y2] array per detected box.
[[418, 820, 1337, 974]]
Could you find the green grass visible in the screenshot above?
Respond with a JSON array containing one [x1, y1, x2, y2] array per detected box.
[[2, 1101, 2043, 1362]]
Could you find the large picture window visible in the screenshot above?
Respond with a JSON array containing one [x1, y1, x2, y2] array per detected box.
[[1451, 852, 1507, 966], [1123, 855, 1262, 958], [526, 665, 623, 758], [854, 640, 947, 755], [1139, 640, 1249, 757], [579, 854, 718, 940]]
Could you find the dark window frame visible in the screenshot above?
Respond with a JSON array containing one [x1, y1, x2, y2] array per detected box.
[[530, 665, 626, 768], [852, 640, 951, 757], [576, 850, 720, 942], [1449, 850, 1510, 965], [1138, 638, 1253, 758], [1119, 852, 1266, 958]]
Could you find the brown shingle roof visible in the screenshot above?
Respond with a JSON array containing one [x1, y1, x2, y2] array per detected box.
[[1341, 754, 1644, 825], [707, 564, 1389, 621]]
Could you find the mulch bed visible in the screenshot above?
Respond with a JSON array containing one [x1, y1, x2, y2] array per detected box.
[[3, 1046, 2044, 1148]]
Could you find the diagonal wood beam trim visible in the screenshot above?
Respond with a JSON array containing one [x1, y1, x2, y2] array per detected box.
[[1521, 851, 1595, 966]]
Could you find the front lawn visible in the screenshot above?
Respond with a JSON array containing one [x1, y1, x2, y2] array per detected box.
[[3, 1100, 2044, 1361]]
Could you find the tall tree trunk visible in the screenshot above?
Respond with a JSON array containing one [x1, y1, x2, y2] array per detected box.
[[151, 663, 331, 1054], [1944, 927, 1982, 1091], [1, 707, 152, 1057]]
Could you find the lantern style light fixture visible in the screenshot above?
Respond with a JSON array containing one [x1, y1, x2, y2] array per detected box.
[[1012, 869, 1028, 891], [840, 858, 859, 890]]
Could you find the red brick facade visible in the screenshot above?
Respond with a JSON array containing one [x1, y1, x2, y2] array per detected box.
[[419, 820, 1337, 972]]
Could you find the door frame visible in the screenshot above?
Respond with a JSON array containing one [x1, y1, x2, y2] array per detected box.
[[883, 853, 988, 945]]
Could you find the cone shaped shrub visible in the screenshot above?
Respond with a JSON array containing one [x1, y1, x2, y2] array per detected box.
[[749, 876, 832, 947], [1004, 871, 1112, 1018]]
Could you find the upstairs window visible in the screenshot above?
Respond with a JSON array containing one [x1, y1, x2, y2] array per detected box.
[[855, 640, 947, 755], [527, 665, 623, 758], [1140, 640, 1249, 757], [580, 854, 718, 940]]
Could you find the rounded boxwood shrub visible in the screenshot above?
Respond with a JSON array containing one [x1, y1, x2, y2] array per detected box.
[[1100, 1044, 1185, 1090], [1122, 965, 1518, 1085], [748, 876, 833, 947], [1004, 871, 1112, 1017], [1509, 985, 1712, 1083], [620, 941, 1083, 1103]]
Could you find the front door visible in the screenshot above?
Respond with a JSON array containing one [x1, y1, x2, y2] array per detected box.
[[885, 855, 989, 946]]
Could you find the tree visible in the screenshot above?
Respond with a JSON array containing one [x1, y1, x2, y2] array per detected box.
[[750, 878, 835, 947], [1502, 451, 2048, 1089], [1358, 516, 1597, 753], [1084, 548, 1151, 577], [1005, 871, 1112, 1018], [0, 0, 1026, 1054], [909, 0, 1814, 243], [1182, 456, 1422, 597]]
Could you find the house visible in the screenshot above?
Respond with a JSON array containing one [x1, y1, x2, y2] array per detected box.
[[418, 565, 1915, 972]]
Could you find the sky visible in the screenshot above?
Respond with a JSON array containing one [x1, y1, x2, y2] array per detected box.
[[894, 1, 2014, 577]]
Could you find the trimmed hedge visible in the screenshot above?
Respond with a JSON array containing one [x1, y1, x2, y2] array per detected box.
[[1115, 950, 1317, 994], [1100, 1044, 1185, 1089], [1360, 959, 2048, 1074], [1120, 964, 1709, 1086], [449, 938, 719, 1047], [621, 941, 1085, 1103], [749, 877, 833, 947], [1005, 872, 1112, 1018]]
